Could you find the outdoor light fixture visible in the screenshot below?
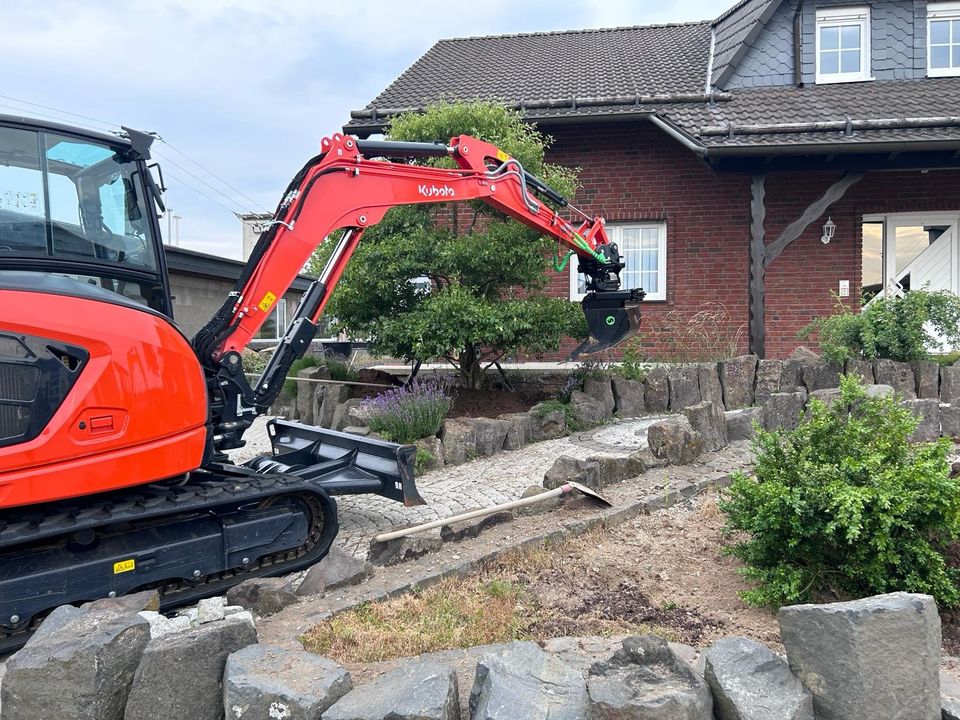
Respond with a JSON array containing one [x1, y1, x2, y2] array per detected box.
[[821, 216, 836, 244]]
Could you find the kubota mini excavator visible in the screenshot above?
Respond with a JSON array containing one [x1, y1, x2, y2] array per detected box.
[[0, 115, 644, 650]]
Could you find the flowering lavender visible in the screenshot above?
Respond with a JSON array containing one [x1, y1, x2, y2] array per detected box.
[[361, 378, 453, 443]]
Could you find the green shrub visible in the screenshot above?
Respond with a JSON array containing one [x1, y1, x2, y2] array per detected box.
[[324, 354, 359, 382], [800, 290, 960, 364], [719, 375, 960, 608], [616, 337, 649, 381], [363, 378, 452, 443], [414, 447, 434, 475], [282, 355, 325, 395]]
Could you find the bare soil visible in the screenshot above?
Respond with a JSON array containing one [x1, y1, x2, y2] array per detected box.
[[447, 388, 534, 419]]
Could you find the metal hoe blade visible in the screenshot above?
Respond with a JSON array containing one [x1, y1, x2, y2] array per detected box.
[[571, 290, 643, 359]]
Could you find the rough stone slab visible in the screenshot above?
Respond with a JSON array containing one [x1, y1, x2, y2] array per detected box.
[[569, 390, 607, 428], [704, 636, 813, 720], [779, 358, 803, 392], [790, 346, 821, 362], [197, 596, 225, 624], [528, 404, 566, 441], [587, 453, 645, 485], [754, 360, 783, 406], [368, 528, 442, 566], [440, 419, 476, 465], [902, 398, 941, 442], [845, 359, 875, 385], [865, 383, 895, 398], [318, 382, 348, 429], [698, 363, 724, 406], [720, 355, 758, 410], [499, 412, 533, 450], [440, 509, 514, 542], [543, 455, 602, 492], [874, 359, 917, 399], [332, 398, 363, 432], [124, 614, 258, 720], [1, 607, 149, 720], [345, 402, 372, 428], [778, 592, 940, 720], [296, 547, 373, 597], [343, 425, 371, 436], [684, 401, 728, 452], [644, 366, 670, 413], [224, 643, 352, 720], [942, 670, 960, 720], [612, 377, 646, 417], [515, 485, 563, 516], [648, 417, 703, 464], [726, 408, 761, 441], [942, 404, 960, 439], [587, 635, 713, 719], [942, 365, 960, 404], [584, 377, 616, 417], [762, 391, 807, 432], [470, 641, 587, 720], [801, 360, 841, 393], [466, 417, 511, 457], [809, 387, 842, 408], [28, 603, 86, 642], [226, 577, 299, 617], [668, 365, 701, 411], [296, 365, 329, 425], [912, 360, 940, 399], [325, 660, 458, 720], [415, 435, 445, 471], [82, 589, 161, 614]]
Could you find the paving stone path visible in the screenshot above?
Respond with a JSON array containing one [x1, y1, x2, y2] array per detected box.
[[230, 416, 668, 558]]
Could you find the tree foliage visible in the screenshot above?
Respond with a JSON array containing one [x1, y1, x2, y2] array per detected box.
[[310, 102, 585, 387], [719, 375, 960, 608], [800, 289, 960, 364]]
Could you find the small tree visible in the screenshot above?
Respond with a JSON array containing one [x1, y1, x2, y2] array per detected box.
[[310, 102, 585, 388]]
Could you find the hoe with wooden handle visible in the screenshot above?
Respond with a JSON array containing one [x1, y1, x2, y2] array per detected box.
[[372, 481, 612, 543]]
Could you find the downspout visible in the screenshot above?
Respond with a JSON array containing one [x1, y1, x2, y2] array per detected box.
[[794, 0, 804, 86]]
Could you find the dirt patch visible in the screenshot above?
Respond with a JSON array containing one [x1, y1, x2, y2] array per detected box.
[[448, 387, 534, 419]]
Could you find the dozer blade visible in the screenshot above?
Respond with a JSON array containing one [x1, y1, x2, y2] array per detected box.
[[571, 290, 644, 359]]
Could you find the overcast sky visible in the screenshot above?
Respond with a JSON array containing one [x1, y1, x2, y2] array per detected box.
[[3, 0, 730, 258]]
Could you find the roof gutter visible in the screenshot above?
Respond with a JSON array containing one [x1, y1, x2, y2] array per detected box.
[[706, 138, 960, 157], [647, 115, 708, 157]]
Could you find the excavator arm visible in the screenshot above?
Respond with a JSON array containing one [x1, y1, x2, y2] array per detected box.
[[193, 133, 644, 451]]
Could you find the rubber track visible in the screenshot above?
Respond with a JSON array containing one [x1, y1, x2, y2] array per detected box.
[[0, 462, 338, 654]]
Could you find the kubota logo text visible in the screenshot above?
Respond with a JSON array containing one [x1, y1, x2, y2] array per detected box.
[[418, 184, 455, 198]]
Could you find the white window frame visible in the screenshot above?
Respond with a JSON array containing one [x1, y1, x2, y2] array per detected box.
[[255, 297, 287, 341], [928, 1, 960, 77], [815, 6, 872, 84], [569, 222, 667, 302]]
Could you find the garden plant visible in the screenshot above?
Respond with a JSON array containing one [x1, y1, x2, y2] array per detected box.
[[361, 377, 453, 444]]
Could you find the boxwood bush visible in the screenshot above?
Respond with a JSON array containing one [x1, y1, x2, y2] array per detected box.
[[719, 375, 960, 608]]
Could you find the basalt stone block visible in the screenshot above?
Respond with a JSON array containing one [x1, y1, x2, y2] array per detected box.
[[780, 359, 804, 392], [440, 419, 476, 465], [368, 528, 442, 566], [466, 417, 511, 457], [874, 359, 917, 399], [318, 381, 348, 429], [414, 435, 445, 471], [528, 404, 566, 442], [902, 398, 941, 442], [296, 547, 373, 597], [762, 391, 807, 432], [725, 408, 761, 441], [942, 404, 960, 440], [499, 412, 533, 450], [644, 366, 670, 413], [543, 456, 602, 492], [668, 365, 701, 411], [647, 417, 704, 465], [612, 377, 646, 417], [753, 360, 782, 406], [226, 577, 298, 617], [844, 358, 875, 385], [697, 363, 724, 406], [778, 592, 940, 720], [569, 390, 607, 429], [584, 377, 616, 418], [296, 365, 330, 425], [800, 360, 841, 393], [325, 661, 458, 720], [332, 398, 363, 432], [912, 360, 940, 399], [942, 364, 960, 404], [684, 401, 727, 452], [720, 355, 758, 410]]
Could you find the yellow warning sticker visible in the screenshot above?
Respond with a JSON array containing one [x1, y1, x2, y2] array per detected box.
[[495, 149, 509, 162], [113, 559, 136, 575], [258, 291, 277, 313]]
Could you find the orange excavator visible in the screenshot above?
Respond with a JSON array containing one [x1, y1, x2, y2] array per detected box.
[[0, 115, 644, 649]]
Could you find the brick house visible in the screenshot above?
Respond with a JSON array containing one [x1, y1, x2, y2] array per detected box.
[[345, 0, 960, 360]]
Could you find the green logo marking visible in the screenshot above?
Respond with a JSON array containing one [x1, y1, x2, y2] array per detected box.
[[605, 315, 616, 326]]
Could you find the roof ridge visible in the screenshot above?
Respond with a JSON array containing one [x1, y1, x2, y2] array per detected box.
[[434, 20, 710, 44], [711, 0, 758, 26]]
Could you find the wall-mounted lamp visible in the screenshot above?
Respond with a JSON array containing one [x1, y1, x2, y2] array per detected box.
[[820, 216, 836, 245]]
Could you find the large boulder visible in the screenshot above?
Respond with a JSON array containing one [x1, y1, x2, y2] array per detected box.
[[569, 390, 607, 429], [726, 408, 761, 442], [466, 417, 511, 457], [698, 363, 724, 406], [332, 398, 363, 432], [762, 391, 807, 432], [647, 417, 704, 465], [800, 360, 841, 393], [440, 419, 477, 465], [1, 606, 149, 720], [543, 455, 602, 492], [318, 382, 349, 429], [296, 365, 330, 425], [224, 644, 352, 720], [704, 636, 813, 720], [529, 403, 566, 441], [778, 592, 940, 720], [296, 547, 373, 597], [912, 360, 940, 399], [123, 614, 258, 720], [720, 355, 758, 410], [325, 660, 458, 720], [753, 360, 783, 406], [942, 404, 960, 440], [499, 412, 533, 450], [368, 528, 442, 566], [902, 398, 941, 442], [942, 364, 960, 404], [584, 378, 616, 417], [779, 359, 804, 392], [684, 401, 728, 452], [644, 367, 670, 413], [587, 635, 713, 720], [668, 365, 701, 411], [469, 641, 587, 720], [942, 670, 960, 720], [226, 577, 299, 617], [873, 359, 917, 399], [612, 377, 646, 417], [844, 359, 875, 385]]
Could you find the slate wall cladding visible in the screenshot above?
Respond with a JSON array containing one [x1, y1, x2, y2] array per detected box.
[[724, 0, 798, 88]]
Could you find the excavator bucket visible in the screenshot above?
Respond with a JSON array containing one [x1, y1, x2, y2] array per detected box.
[[571, 290, 644, 359]]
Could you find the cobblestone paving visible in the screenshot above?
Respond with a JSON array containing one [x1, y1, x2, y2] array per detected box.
[[229, 415, 672, 558]]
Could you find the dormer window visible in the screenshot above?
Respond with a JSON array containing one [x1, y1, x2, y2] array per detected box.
[[815, 7, 872, 83], [929, 2, 960, 77]]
